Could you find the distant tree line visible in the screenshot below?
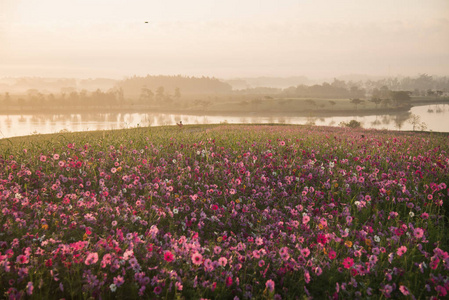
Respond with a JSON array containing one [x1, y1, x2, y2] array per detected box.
[[0, 88, 124, 110], [282, 79, 366, 99], [116, 75, 232, 98], [0, 74, 447, 111], [265, 75, 448, 102], [364, 74, 448, 96]]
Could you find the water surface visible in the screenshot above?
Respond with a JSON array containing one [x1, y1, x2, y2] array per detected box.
[[1, 104, 447, 139]]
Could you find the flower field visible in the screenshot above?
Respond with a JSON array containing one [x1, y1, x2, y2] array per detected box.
[[1, 124, 448, 299]]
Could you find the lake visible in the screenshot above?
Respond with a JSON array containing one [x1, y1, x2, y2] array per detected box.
[[0, 104, 448, 139]]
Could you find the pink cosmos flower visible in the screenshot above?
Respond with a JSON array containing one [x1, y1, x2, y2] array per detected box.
[[16, 255, 29, 264], [430, 257, 440, 270], [191, 252, 203, 265], [301, 248, 310, 258], [154, 286, 162, 295], [85, 252, 99, 265], [113, 275, 124, 287], [399, 285, 410, 296], [436, 285, 447, 297], [26, 282, 34, 295], [266, 279, 275, 293], [397, 246, 407, 257], [214, 246, 222, 255], [204, 258, 213, 270], [414, 228, 424, 239], [218, 257, 227, 267], [302, 215, 310, 224], [304, 270, 311, 283]]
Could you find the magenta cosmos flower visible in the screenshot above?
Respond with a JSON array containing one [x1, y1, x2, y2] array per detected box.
[[342, 257, 354, 269], [164, 251, 175, 262]]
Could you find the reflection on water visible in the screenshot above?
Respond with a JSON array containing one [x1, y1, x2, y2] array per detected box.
[[0, 104, 448, 139]]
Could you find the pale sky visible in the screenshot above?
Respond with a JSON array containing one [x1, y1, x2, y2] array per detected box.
[[1, 0, 448, 79]]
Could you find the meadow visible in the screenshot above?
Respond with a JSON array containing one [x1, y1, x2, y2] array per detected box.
[[0, 124, 448, 299]]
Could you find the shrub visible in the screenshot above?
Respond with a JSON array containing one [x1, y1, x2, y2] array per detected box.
[[340, 119, 362, 128]]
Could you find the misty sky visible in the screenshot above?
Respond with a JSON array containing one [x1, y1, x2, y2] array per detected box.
[[1, 0, 448, 79]]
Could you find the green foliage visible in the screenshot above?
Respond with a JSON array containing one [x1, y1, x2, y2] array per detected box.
[[339, 119, 362, 128]]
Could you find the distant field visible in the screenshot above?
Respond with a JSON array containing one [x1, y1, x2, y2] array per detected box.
[[1, 125, 448, 299], [2, 94, 448, 117]]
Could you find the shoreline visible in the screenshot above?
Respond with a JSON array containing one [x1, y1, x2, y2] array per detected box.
[[0, 103, 435, 118], [1, 99, 447, 118]]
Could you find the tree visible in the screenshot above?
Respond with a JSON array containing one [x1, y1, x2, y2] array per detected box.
[[116, 87, 124, 105], [3, 92, 11, 108], [369, 98, 382, 109], [331, 78, 347, 89], [174, 87, 181, 100], [390, 91, 411, 106], [156, 86, 165, 102], [17, 98, 25, 109], [140, 87, 154, 105], [407, 114, 427, 131], [350, 98, 364, 111], [379, 86, 390, 99], [381, 99, 392, 108], [394, 113, 410, 130], [350, 86, 365, 98], [305, 99, 316, 107], [68, 91, 80, 107]]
